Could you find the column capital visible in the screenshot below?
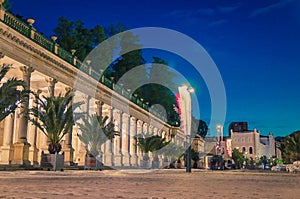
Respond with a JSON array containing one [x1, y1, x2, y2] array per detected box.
[[32, 89, 42, 96], [65, 87, 73, 92], [82, 94, 91, 100], [46, 77, 57, 86], [95, 100, 104, 106], [123, 113, 130, 119], [20, 66, 34, 76]]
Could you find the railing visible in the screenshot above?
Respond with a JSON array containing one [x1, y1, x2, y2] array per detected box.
[[0, 7, 177, 125], [3, 12, 30, 37], [57, 46, 73, 63], [33, 32, 54, 52]]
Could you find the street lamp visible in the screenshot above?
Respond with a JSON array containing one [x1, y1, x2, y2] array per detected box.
[[178, 85, 194, 173]]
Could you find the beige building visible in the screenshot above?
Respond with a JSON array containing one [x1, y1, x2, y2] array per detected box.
[[0, 3, 185, 167], [230, 123, 276, 159]]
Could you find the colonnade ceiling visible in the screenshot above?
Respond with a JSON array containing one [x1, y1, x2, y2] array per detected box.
[[1, 55, 67, 95]]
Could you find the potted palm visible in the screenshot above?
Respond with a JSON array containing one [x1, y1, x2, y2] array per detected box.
[[134, 133, 151, 168], [151, 136, 169, 169], [77, 114, 118, 170], [25, 89, 83, 170], [135, 133, 169, 169]]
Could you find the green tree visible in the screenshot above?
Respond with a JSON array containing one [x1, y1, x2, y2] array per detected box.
[[280, 131, 300, 163], [232, 148, 244, 169], [136, 57, 179, 124], [191, 116, 208, 138], [25, 89, 84, 154], [249, 157, 255, 169], [0, 63, 27, 121], [53, 17, 107, 61], [258, 155, 269, 169], [77, 114, 118, 157], [108, 23, 147, 89]]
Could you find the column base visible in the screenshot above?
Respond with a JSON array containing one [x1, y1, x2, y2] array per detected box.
[[0, 146, 14, 165], [122, 152, 131, 166], [104, 153, 114, 166], [76, 149, 86, 166], [130, 154, 138, 167], [28, 146, 39, 166], [11, 142, 31, 166], [114, 153, 123, 166], [62, 145, 74, 166]]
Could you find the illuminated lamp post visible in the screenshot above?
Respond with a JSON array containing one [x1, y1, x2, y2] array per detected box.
[[178, 85, 194, 173]]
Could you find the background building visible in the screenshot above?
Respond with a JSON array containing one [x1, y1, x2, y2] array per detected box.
[[229, 122, 276, 159]]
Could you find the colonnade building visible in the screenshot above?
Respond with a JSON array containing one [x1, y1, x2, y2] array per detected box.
[[0, 4, 185, 167]]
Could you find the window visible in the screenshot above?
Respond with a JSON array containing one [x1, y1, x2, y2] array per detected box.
[[249, 147, 253, 154], [242, 147, 246, 153]]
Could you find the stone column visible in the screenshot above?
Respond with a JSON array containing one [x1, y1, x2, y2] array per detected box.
[[12, 66, 34, 165], [0, 113, 15, 164], [137, 120, 144, 165], [153, 127, 158, 135], [104, 106, 114, 166], [114, 110, 123, 166], [130, 117, 138, 166], [27, 90, 41, 166], [84, 95, 91, 117], [46, 77, 57, 97], [95, 100, 105, 164], [95, 100, 104, 117], [144, 123, 148, 134], [63, 87, 74, 166], [122, 113, 130, 166]]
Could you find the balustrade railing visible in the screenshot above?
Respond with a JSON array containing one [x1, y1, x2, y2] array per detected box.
[[33, 32, 54, 52], [3, 12, 30, 37]]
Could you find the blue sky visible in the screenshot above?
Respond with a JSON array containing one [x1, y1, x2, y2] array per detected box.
[[9, 0, 300, 137]]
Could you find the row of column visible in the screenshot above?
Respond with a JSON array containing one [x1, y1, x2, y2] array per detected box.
[[0, 65, 75, 165], [92, 100, 164, 167], [0, 65, 176, 167]]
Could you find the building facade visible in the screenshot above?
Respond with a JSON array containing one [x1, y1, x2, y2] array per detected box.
[[229, 122, 276, 159]]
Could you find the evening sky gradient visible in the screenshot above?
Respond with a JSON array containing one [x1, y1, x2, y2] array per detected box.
[[10, 0, 300, 137]]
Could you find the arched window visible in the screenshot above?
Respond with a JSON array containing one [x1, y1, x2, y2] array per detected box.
[[242, 147, 246, 153], [249, 147, 253, 154]]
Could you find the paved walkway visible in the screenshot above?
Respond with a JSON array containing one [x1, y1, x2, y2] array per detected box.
[[0, 169, 299, 198]]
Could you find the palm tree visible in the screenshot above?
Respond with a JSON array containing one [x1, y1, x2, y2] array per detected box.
[[134, 133, 169, 161], [77, 114, 118, 157], [0, 64, 27, 121], [26, 89, 83, 154]]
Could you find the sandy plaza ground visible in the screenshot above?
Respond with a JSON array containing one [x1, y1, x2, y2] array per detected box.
[[0, 169, 299, 199]]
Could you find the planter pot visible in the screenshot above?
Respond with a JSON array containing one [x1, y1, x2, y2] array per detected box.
[[84, 155, 102, 170], [152, 160, 160, 169], [140, 159, 150, 168], [40, 151, 64, 171], [162, 161, 169, 169]]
